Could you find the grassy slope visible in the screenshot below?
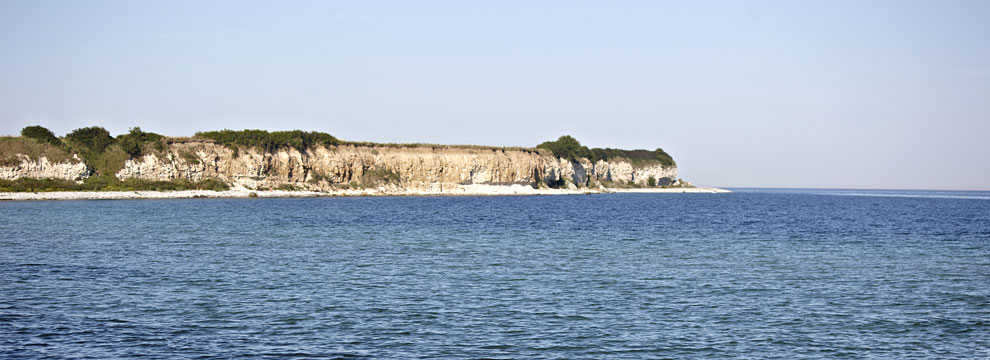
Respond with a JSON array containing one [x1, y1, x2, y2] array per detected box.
[[0, 137, 78, 166]]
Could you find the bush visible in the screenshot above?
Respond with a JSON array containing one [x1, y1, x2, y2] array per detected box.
[[195, 129, 340, 153], [152, 140, 166, 153], [536, 135, 592, 161], [84, 147, 129, 177], [81, 174, 117, 190], [361, 167, 400, 187], [647, 176, 657, 187], [178, 151, 200, 164], [651, 148, 675, 167], [308, 171, 329, 184], [21, 126, 64, 147], [536, 135, 676, 166], [0, 176, 230, 192], [60, 126, 164, 176], [112, 177, 229, 191], [117, 136, 141, 158], [66, 126, 114, 153], [0, 178, 80, 192], [116, 127, 164, 157], [589, 147, 675, 166]]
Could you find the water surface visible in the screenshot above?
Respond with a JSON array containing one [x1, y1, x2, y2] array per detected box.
[[2, 190, 988, 358]]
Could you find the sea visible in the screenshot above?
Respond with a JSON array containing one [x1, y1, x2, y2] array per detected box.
[[1, 189, 988, 359]]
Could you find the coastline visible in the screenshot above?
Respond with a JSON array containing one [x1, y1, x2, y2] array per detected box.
[[609, 187, 731, 194], [0, 185, 730, 201]]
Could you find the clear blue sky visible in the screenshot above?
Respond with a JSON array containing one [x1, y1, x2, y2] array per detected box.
[[2, 0, 988, 190]]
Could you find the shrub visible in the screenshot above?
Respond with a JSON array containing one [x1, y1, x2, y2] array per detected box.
[[652, 148, 675, 167], [647, 176, 657, 187], [178, 151, 200, 164], [81, 174, 117, 189], [275, 184, 301, 191], [196, 178, 230, 191], [152, 140, 167, 153], [0, 178, 85, 192], [60, 126, 169, 176], [536, 135, 675, 166], [598, 180, 640, 189], [115, 127, 165, 157], [65, 126, 113, 153], [84, 147, 129, 177], [21, 126, 64, 147], [195, 129, 340, 153], [361, 167, 400, 187], [112, 178, 230, 191], [536, 135, 592, 161], [0, 176, 231, 192], [308, 171, 329, 184], [117, 136, 141, 158], [589, 147, 676, 167]]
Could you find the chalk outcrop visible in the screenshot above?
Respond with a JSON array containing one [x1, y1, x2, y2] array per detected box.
[[112, 141, 677, 191], [3, 141, 679, 191], [0, 155, 90, 181]]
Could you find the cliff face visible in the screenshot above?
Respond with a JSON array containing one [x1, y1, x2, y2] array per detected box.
[[0, 154, 90, 181], [553, 158, 679, 189], [4, 141, 678, 189]]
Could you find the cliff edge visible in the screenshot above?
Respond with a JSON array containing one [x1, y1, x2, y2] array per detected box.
[[1, 127, 690, 193]]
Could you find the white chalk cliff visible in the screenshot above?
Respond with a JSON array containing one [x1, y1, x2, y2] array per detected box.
[[0, 154, 90, 181], [4, 141, 678, 190]]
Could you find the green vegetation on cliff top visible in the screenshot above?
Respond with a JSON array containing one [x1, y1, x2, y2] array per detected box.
[[536, 135, 675, 167], [21, 125, 65, 148], [195, 129, 540, 153], [5, 126, 675, 167], [0, 137, 77, 166], [193, 129, 675, 166], [195, 129, 340, 153]]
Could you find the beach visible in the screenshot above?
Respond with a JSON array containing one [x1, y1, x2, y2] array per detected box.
[[0, 185, 729, 201]]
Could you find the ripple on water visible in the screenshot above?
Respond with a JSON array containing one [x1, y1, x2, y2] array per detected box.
[[1, 192, 989, 358]]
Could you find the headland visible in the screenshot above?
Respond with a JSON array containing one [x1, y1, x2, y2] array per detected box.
[[2, 126, 728, 200]]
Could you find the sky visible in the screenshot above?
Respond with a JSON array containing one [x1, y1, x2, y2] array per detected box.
[[1, 1, 988, 190]]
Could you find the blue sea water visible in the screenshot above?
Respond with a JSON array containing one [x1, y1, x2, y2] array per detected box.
[[1, 189, 988, 359]]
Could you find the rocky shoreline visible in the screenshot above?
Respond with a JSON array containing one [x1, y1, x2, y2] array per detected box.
[[0, 185, 729, 201]]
